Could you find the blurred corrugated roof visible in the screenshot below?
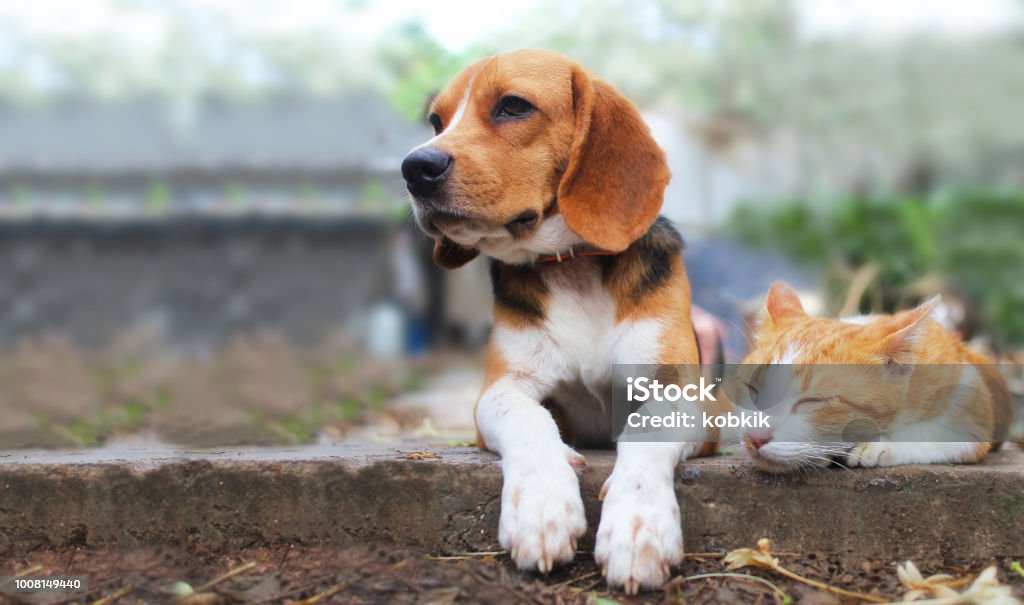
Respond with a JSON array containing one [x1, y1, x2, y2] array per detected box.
[[0, 93, 428, 174]]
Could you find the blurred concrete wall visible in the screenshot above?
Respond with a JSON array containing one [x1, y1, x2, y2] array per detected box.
[[0, 217, 392, 353]]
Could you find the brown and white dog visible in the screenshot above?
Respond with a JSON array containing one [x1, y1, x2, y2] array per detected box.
[[401, 49, 718, 593]]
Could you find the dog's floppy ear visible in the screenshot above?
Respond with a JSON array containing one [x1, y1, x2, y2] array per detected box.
[[433, 236, 479, 269], [557, 66, 670, 252]]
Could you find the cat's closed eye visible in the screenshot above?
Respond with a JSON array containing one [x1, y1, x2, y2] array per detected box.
[[792, 396, 833, 412]]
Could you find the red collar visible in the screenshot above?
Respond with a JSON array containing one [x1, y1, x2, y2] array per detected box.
[[536, 247, 618, 264]]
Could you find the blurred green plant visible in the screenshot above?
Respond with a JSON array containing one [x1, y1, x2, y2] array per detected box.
[[224, 181, 245, 208], [84, 185, 105, 209], [298, 180, 320, 206], [728, 191, 1024, 346], [145, 182, 173, 213], [360, 178, 388, 209], [377, 21, 470, 122], [3, 337, 435, 449], [9, 185, 31, 210]]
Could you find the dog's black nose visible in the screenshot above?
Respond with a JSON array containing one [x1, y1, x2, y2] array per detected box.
[[402, 147, 452, 197]]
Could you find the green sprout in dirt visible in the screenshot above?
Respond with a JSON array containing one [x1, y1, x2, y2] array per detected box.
[[1011, 561, 1024, 579]]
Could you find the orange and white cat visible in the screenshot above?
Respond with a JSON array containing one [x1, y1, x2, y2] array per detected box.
[[734, 282, 1014, 473]]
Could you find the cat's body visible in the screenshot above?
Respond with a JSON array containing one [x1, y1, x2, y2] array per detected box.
[[734, 282, 1014, 473]]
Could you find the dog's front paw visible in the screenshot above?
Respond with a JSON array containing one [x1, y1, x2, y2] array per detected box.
[[595, 473, 682, 594], [499, 453, 586, 573], [847, 442, 891, 467]]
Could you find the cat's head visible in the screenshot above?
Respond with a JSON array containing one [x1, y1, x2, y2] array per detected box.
[[734, 282, 940, 473]]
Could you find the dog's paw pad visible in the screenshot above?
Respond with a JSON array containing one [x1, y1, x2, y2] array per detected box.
[[499, 459, 586, 573], [595, 475, 682, 593]]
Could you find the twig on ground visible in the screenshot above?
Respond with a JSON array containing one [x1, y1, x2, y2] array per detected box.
[[425, 551, 506, 560], [290, 582, 349, 604], [685, 551, 800, 559], [249, 576, 336, 605], [551, 571, 600, 590], [724, 538, 888, 603], [0, 565, 44, 590], [676, 571, 792, 604], [90, 585, 135, 605], [194, 561, 257, 594]]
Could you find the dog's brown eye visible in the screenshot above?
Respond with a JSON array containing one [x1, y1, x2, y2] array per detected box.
[[495, 96, 535, 120], [505, 210, 539, 237], [428, 113, 443, 135], [511, 210, 538, 226]]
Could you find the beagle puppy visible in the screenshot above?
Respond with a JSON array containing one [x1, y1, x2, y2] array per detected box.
[[401, 49, 718, 593]]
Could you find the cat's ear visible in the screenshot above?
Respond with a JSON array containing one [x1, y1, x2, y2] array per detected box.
[[764, 282, 807, 325], [878, 295, 941, 365]]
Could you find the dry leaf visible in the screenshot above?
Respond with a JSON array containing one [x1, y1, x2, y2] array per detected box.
[[958, 567, 1019, 605], [724, 538, 779, 571], [402, 451, 441, 460], [724, 539, 886, 603], [897, 561, 959, 601]]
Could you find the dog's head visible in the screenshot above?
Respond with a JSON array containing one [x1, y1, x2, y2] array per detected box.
[[401, 49, 670, 269]]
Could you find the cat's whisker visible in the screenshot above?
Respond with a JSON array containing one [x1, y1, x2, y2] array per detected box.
[[797, 459, 815, 478], [815, 445, 857, 456], [804, 454, 847, 470]]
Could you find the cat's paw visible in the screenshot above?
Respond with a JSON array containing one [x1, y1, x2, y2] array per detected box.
[[595, 473, 682, 594], [847, 442, 893, 467], [850, 441, 990, 466], [499, 453, 587, 573]]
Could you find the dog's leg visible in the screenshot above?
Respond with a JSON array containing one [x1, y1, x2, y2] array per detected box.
[[476, 376, 587, 573], [594, 312, 704, 593], [595, 439, 698, 594]]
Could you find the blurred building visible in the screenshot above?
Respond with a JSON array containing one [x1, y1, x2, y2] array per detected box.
[[0, 94, 423, 214], [0, 94, 431, 352]]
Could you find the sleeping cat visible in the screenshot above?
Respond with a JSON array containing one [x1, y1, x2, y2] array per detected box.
[[733, 281, 1014, 473]]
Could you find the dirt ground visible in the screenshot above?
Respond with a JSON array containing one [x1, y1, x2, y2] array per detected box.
[[2, 542, 1022, 605]]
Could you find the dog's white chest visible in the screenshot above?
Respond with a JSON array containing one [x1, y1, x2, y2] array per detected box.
[[541, 266, 617, 371], [494, 263, 663, 441], [492, 265, 616, 381]]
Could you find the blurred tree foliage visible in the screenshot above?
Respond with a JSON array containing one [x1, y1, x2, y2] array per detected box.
[[373, 0, 797, 120], [3, 1, 1022, 191], [728, 192, 1024, 347], [376, 21, 468, 121], [372, 0, 1024, 192]]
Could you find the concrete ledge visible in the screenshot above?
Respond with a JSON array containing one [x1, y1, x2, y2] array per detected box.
[[1, 443, 1022, 560]]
